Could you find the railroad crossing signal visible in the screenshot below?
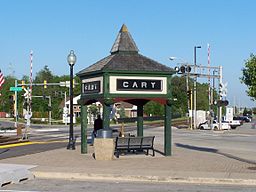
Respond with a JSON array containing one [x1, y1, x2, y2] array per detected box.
[[219, 82, 228, 97], [23, 88, 30, 98], [215, 100, 229, 107]]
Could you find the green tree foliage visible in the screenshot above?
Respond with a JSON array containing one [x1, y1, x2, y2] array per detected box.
[[252, 107, 256, 114], [31, 65, 81, 119], [88, 103, 99, 118], [143, 76, 211, 117], [0, 65, 80, 120], [1, 65, 213, 120], [117, 106, 126, 118], [0, 75, 16, 115], [241, 54, 256, 100], [144, 101, 164, 116], [171, 76, 187, 116]]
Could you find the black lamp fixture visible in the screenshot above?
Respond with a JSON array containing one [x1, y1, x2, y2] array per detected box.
[[67, 50, 76, 150]]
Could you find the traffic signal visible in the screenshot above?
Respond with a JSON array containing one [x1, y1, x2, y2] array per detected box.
[[187, 90, 192, 98], [216, 100, 229, 107], [21, 80, 25, 89], [44, 80, 47, 88], [180, 65, 186, 73], [175, 65, 191, 74], [186, 66, 191, 72]]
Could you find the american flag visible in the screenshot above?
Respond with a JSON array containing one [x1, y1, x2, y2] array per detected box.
[[0, 69, 5, 89]]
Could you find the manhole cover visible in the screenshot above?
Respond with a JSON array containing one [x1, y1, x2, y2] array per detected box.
[[248, 167, 256, 170]]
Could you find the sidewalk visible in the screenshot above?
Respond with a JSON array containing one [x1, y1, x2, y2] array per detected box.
[[1, 142, 256, 186]]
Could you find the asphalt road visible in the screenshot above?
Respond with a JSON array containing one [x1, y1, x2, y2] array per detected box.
[[0, 119, 255, 163], [2, 179, 256, 192]]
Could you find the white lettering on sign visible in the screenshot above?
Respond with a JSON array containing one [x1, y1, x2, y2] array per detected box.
[[117, 79, 162, 91], [141, 82, 147, 88], [123, 82, 129, 88], [82, 81, 100, 94], [132, 82, 138, 88], [151, 82, 155, 88]]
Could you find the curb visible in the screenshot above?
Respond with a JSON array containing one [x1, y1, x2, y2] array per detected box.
[[33, 171, 256, 186]]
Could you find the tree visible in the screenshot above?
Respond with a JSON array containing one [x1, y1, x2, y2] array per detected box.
[[0, 75, 16, 114], [241, 54, 256, 100], [144, 101, 164, 116]]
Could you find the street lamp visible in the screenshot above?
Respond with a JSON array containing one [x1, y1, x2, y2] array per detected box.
[[67, 50, 77, 150], [193, 46, 201, 129]]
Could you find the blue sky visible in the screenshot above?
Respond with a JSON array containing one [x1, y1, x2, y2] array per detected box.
[[0, 0, 255, 107]]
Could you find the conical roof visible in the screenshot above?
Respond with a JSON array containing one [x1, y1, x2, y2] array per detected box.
[[110, 24, 139, 54], [77, 24, 174, 76]]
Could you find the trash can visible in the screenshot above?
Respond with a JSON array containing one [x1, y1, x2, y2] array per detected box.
[[97, 128, 113, 138], [94, 128, 114, 160]]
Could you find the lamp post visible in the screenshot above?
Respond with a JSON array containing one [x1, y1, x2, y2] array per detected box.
[[193, 46, 201, 129], [67, 50, 76, 150]]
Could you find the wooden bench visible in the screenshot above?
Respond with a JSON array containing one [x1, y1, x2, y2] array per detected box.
[[115, 136, 155, 158]]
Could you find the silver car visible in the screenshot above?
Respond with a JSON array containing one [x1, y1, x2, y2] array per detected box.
[[199, 120, 231, 130]]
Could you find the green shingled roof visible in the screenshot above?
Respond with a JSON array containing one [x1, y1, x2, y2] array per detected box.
[[77, 24, 174, 76]]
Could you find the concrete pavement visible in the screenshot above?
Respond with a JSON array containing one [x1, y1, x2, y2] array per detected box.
[[0, 140, 256, 186], [1, 123, 256, 187]]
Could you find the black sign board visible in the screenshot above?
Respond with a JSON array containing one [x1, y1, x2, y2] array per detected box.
[[116, 79, 162, 91], [82, 81, 100, 94]]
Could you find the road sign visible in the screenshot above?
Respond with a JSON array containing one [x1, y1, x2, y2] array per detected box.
[[10, 87, 23, 92]]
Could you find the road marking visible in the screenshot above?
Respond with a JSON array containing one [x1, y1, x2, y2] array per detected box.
[[31, 128, 60, 132], [0, 140, 69, 149], [0, 142, 34, 149]]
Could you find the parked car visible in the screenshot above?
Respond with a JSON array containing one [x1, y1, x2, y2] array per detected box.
[[233, 116, 244, 125], [198, 120, 231, 130], [226, 120, 241, 129], [234, 116, 251, 123]]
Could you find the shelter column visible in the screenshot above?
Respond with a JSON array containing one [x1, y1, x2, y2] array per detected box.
[[137, 104, 143, 137], [103, 99, 112, 129], [164, 101, 172, 156], [81, 105, 88, 154]]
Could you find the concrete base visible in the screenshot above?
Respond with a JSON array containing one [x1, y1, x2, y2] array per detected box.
[[0, 163, 35, 187], [94, 138, 115, 160]]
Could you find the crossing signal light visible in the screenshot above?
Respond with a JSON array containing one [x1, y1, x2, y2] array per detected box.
[[187, 90, 192, 98], [21, 80, 25, 89], [176, 65, 192, 74], [180, 65, 186, 73], [186, 66, 191, 72], [216, 100, 229, 107]]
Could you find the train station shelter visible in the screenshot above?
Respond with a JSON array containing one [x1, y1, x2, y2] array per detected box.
[[77, 24, 175, 156]]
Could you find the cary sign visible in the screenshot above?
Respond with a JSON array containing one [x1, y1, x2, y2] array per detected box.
[[116, 79, 161, 91]]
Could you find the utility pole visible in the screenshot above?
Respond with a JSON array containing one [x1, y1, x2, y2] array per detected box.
[[218, 66, 223, 130], [193, 46, 201, 129]]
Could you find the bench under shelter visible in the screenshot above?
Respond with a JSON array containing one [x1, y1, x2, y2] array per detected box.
[[77, 24, 175, 156]]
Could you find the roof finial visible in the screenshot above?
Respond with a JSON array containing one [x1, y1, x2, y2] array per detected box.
[[110, 24, 139, 54], [120, 24, 128, 32]]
